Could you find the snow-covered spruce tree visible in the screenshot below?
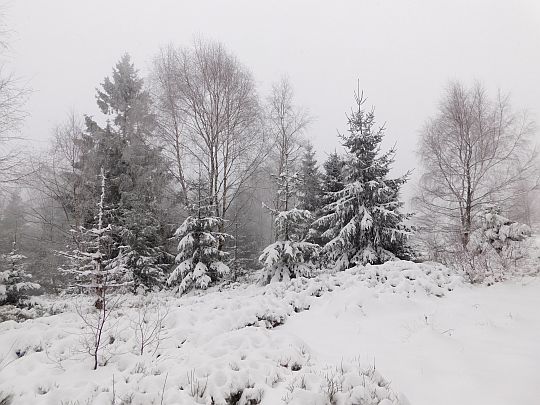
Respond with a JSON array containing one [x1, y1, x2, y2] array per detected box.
[[114, 206, 173, 291], [298, 142, 322, 213], [259, 166, 319, 283], [314, 90, 412, 270], [167, 188, 230, 292], [0, 243, 40, 306]]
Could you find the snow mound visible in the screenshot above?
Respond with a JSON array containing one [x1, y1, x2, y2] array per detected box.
[[262, 260, 460, 301], [348, 261, 461, 297]]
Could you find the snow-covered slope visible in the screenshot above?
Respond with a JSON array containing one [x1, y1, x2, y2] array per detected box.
[[0, 260, 538, 405]]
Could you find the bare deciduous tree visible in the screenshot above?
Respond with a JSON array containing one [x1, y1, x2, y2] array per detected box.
[[152, 40, 267, 227], [0, 17, 30, 187], [25, 112, 86, 243], [415, 81, 538, 254], [266, 77, 310, 211], [264, 78, 310, 243], [151, 46, 189, 204]]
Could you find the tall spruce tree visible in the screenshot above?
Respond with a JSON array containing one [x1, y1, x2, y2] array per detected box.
[[314, 91, 412, 270], [74, 54, 173, 290]]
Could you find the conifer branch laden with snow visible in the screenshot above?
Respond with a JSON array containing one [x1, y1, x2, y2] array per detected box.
[[314, 89, 413, 270], [307, 151, 345, 246]]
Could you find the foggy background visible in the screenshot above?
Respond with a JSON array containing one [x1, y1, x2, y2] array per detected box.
[[4, 0, 540, 199]]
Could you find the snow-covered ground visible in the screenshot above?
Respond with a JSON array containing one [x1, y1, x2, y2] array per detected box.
[[0, 260, 539, 405], [280, 273, 540, 405]]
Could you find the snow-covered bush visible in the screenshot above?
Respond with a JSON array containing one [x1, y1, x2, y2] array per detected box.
[[470, 205, 531, 252], [459, 205, 534, 284], [167, 215, 230, 292], [260, 170, 319, 284], [0, 246, 40, 306]]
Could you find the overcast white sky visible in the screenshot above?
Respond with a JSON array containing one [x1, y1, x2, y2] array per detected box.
[[3, 0, 540, 199]]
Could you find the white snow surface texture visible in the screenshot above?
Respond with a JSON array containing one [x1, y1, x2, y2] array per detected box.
[[0, 260, 539, 405]]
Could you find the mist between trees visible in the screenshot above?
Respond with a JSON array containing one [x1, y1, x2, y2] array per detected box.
[[0, 39, 538, 297]]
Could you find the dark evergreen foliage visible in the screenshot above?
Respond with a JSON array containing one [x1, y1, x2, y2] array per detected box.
[[66, 55, 174, 290], [298, 142, 322, 213]]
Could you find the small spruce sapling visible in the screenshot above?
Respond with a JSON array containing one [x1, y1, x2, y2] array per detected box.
[[0, 243, 40, 306], [259, 166, 319, 283], [167, 183, 231, 292]]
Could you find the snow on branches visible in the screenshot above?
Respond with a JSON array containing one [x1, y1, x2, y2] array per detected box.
[[469, 205, 531, 253], [459, 205, 534, 283]]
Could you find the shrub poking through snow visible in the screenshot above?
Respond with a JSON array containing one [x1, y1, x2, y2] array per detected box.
[[260, 167, 319, 283], [0, 244, 40, 306], [167, 215, 230, 292], [314, 90, 412, 271], [128, 292, 169, 355]]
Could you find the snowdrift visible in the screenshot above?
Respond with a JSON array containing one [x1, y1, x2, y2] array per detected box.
[[0, 260, 487, 405]]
